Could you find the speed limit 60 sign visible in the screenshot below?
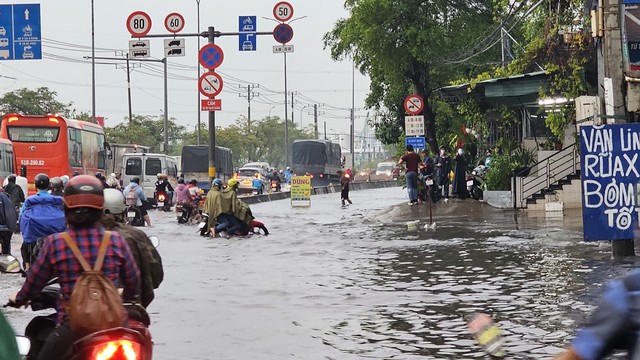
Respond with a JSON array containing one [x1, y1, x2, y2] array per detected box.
[[165, 13, 185, 33], [273, 1, 294, 22], [127, 11, 152, 37]]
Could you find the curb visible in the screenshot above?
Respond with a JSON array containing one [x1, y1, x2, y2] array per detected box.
[[240, 180, 400, 205]]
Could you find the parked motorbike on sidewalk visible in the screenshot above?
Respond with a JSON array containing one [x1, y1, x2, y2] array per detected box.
[[467, 164, 486, 200], [0, 251, 157, 360], [198, 213, 269, 237]]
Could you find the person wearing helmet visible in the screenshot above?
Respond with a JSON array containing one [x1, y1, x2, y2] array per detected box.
[[202, 178, 253, 238], [0, 188, 17, 255], [186, 179, 202, 201], [19, 174, 65, 270], [284, 166, 292, 183], [155, 174, 174, 207], [211, 178, 223, 191], [9, 175, 139, 360], [100, 188, 163, 308], [122, 177, 151, 227], [105, 173, 121, 190], [50, 177, 64, 196], [3, 174, 25, 212], [252, 173, 263, 195]]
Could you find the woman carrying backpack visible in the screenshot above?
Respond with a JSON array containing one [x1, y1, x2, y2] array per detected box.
[[7, 175, 140, 360]]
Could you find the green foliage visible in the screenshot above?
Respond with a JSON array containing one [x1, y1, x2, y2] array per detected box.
[[0, 87, 75, 116], [104, 115, 185, 154], [484, 143, 536, 190]]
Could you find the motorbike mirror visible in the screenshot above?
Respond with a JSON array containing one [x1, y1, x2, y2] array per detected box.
[[16, 336, 31, 356], [0, 254, 22, 274], [148, 236, 159, 248]]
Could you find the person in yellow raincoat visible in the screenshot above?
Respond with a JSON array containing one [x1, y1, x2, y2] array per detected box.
[[202, 179, 253, 238]]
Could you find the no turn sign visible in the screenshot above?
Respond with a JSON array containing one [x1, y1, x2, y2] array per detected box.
[[127, 11, 152, 37], [404, 94, 424, 115], [198, 72, 224, 98]]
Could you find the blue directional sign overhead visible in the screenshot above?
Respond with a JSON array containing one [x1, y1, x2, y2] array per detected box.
[[0, 4, 41, 60], [239, 16, 256, 52]]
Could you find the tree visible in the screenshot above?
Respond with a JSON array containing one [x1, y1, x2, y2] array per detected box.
[[0, 87, 74, 116], [324, 0, 500, 152], [105, 115, 186, 154]]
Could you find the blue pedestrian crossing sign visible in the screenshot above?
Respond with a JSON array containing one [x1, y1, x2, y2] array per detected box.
[[0, 4, 42, 60], [238, 16, 256, 52]]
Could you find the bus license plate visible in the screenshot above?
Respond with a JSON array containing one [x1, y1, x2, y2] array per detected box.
[[467, 180, 474, 187], [127, 211, 136, 218]]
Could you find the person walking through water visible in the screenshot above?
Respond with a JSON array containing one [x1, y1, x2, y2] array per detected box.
[[435, 146, 452, 202], [398, 144, 421, 205], [337, 170, 352, 206]]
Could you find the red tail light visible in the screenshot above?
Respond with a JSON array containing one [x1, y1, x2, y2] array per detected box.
[[158, 194, 165, 201], [319, 173, 324, 178], [90, 340, 141, 360]]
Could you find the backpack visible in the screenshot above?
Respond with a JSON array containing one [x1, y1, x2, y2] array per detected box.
[[61, 231, 126, 338], [19, 196, 66, 245], [126, 187, 137, 206]]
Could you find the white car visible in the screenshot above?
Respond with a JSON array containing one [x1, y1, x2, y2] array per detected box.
[[242, 41, 253, 51], [23, 51, 34, 59]]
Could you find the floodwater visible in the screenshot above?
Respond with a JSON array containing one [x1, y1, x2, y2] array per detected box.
[[1, 187, 637, 359]]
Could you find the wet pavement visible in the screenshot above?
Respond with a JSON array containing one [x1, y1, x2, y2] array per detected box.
[[1, 187, 637, 359]]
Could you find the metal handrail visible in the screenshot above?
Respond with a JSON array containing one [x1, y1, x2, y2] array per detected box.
[[513, 143, 580, 209]]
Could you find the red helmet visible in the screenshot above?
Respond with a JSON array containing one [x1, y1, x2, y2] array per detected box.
[[63, 175, 104, 210]]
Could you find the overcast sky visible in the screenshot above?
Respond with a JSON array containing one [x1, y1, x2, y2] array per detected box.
[[0, 0, 371, 136]]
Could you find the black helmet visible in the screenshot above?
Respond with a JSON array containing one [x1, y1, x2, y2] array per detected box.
[[131, 177, 140, 184], [63, 175, 104, 210], [190, 179, 197, 185], [34, 173, 50, 190], [50, 177, 63, 189], [6, 174, 15, 184], [178, 178, 185, 184]]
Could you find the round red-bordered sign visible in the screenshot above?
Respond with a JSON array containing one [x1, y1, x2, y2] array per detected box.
[[198, 71, 224, 98], [404, 94, 424, 115], [164, 13, 185, 33], [198, 44, 224, 70], [273, 1, 294, 22], [127, 11, 152, 37]]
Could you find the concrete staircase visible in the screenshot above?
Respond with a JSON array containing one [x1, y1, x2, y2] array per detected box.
[[524, 171, 582, 212]]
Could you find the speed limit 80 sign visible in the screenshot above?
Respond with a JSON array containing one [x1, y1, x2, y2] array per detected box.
[[273, 1, 294, 22], [127, 11, 152, 37]]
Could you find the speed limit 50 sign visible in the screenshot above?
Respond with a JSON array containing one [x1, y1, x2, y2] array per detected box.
[[273, 1, 294, 22], [127, 11, 152, 37]]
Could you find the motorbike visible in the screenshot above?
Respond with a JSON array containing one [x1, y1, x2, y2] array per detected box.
[[418, 173, 440, 204], [198, 213, 269, 237], [0, 250, 157, 360], [126, 204, 145, 227], [270, 180, 281, 192], [154, 191, 171, 212], [467, 164, 486, 200], [176, 199, 203, 225]]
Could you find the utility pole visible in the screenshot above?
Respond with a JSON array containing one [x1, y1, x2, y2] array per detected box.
[[313, 104, 318, 139], [290, 91, 297, 127], [115, 51, 140, 122], [238, 84, 259, 134]]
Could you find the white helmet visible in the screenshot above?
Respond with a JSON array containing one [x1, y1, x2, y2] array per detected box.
[[103, 188, 126, 215]]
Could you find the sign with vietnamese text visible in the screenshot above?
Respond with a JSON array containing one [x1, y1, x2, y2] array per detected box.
[[291, 175, 311, 207], [580, 124, 640, 240], [0, 4, 42, 60], [405, 115, 425, 136]]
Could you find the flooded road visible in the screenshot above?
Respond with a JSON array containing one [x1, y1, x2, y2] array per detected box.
[[1, 186, 637, 359]]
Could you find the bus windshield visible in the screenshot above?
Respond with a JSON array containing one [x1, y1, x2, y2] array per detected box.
[[7, 127, 60, 143]]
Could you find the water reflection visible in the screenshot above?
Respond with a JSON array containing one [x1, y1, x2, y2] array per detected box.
[[323, 208, 640, 359]]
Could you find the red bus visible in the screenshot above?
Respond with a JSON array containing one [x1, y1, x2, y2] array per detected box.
[[0, 114, 107, 192], [0, 138, 15, 185]]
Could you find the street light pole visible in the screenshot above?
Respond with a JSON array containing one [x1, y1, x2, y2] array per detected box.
[[269, 105, 276, 117], [196, 0, 202, 145], [91, 0, 96, 123], [163, 58, 169, 155], [299, 104, 308, 129]]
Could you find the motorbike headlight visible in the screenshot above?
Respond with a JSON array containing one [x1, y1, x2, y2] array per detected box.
[[472, 171, 477, 175]]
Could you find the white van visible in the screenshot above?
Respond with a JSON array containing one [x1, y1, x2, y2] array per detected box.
[[121, 153, 179, 198]]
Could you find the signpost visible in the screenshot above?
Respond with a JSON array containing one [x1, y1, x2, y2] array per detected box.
[[201, 99, 222, 111], [405, 115, 425, 136], [239, 16, 257, 51], [164, 38, 185, 57], [290, 176, 311, 207], [273, 45, 294, 53], [198, 71, 223, 98], [164, 13, 185, 33], [273, 23, 294, 44], [273, 1, 294, 22], [129, 40, 150, 58], [198, 44, 224, 69], [405, 136, 426, 149], [127, 11, 152, 37], [0, 4, 42, 60], [404, 94, 424, 115]]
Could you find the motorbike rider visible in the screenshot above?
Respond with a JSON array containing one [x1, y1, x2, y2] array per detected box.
[[122, 177, 151, 227], [155, 173, 174, 205], [4, 175, 25, 212], [100, 188, 163, 308], [49, 177, 64, 196], [8, 175, 140, 360], [0, 190, 17, 255], [252, 173, 263, 194], [203, 178, 253, 238], [269, 170, 282, 191], [283, 166, 292, 183]]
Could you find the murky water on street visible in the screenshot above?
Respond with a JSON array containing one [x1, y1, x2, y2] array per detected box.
[[1, 187, 637, 359]]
